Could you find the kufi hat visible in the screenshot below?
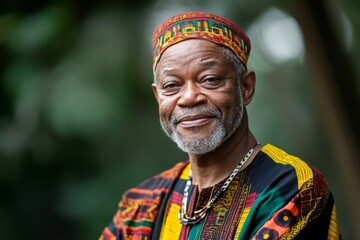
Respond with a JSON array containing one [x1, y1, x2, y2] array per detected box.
[[153, 11, 251, 70]]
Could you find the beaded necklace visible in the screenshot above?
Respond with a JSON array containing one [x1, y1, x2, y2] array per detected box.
[[178, 147, 255, 225]]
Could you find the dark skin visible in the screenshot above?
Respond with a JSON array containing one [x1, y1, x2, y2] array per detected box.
[[152, 39, 261, 190]]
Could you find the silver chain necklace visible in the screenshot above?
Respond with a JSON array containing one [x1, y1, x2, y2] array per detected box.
[[178, 147, 255, 225]]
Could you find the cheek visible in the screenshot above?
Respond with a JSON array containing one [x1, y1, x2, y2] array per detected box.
[[158, 97, 177, 120], [210, 90, 236, 113]]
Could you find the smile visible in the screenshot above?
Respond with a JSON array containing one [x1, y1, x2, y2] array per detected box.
[[176, 115, 215, 128]]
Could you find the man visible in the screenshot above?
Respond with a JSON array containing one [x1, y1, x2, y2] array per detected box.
[[99, 12, 341, 239]]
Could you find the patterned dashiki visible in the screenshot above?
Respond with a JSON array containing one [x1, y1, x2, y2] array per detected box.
[[99, 144, 341, 239]]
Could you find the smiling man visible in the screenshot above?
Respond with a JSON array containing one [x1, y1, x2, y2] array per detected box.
[[99, 12, 341, 239]]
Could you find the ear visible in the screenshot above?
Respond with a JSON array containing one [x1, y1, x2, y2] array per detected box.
[[152, 83, 160, 104], [240, 70, 256, 106]]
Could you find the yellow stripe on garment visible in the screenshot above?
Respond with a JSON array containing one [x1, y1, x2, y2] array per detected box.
[[159, 164, 190, 239], [234, 207, 251, 239], [328, 205, 341, 239], [179, 163, 191, 180], [261, 144, 313, 190], [159, 203, 182, 240]]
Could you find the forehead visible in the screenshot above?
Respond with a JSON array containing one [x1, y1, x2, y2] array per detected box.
[[156, 39, 226, 71]]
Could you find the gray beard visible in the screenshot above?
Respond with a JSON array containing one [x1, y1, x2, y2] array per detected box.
[[160, 94, 243, 155]]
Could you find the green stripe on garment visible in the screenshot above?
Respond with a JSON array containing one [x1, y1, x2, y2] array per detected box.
[[238, 186, 285, 239], [188, 220, 205, 239], [124, 220, 154, 228]]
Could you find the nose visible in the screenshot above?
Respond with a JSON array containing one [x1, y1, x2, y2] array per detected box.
[[177, 82, 207, 107]]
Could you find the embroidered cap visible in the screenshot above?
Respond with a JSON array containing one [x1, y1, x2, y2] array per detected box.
[[153, 11, 251, 70]]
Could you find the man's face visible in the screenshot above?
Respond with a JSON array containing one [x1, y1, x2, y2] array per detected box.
[[153, 39, 244, 154]]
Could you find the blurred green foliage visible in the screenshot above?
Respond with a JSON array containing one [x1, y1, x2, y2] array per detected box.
[[0, 0, 358, 239]]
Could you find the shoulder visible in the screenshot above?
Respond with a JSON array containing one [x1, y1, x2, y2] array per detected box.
[[252, 145, 337, 239], [122, 161, 188, 202], [260, 144, 329, 191], [101, 161, 189, 239]]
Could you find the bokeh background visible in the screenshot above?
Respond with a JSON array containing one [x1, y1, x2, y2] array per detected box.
[[0, 0, 359, 239]]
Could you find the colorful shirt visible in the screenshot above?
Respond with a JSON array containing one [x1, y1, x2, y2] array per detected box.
[[99, 144, 341, 239]]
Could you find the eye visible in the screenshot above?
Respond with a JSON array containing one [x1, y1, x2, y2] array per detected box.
[[163, 83, 179, 89], [200, 76, 224, 89], [205, 77, 219, 83], [160, 81, 182, 95]]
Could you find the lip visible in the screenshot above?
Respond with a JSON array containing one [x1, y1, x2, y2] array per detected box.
[[176, 114, 215, 127]]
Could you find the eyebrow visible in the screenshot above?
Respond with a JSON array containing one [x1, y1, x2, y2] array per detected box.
[[159, 58, 219, 75], [161, 67, 179, 75], [198, 59, 218, 67]]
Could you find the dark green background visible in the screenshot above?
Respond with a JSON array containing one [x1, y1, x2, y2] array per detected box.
[[0, 0, 358, 239]]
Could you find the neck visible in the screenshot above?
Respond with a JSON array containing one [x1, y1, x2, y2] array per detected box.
[[187, 114, 260, 191]]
